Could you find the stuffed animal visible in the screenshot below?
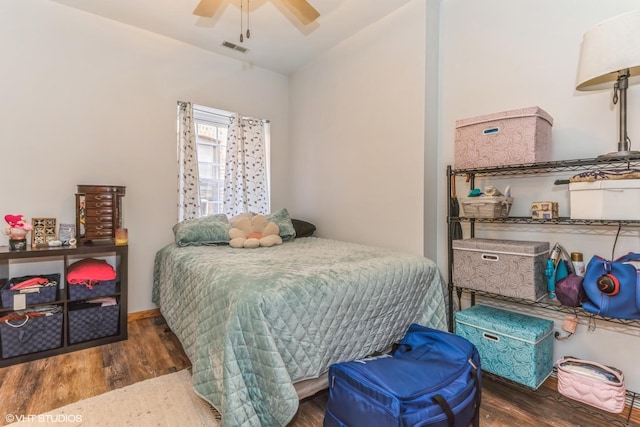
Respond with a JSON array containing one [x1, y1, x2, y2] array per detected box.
[[4, 214, 30, 229], [4, 214, 33, 240], [229, 214, 282, 248]]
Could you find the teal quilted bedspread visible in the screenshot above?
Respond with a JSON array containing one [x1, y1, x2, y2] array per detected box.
[[152, 237, 447, 427]]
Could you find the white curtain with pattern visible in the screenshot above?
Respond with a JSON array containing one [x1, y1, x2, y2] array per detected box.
[[223, 114, 269, 216], [177, 101, 201, 221]]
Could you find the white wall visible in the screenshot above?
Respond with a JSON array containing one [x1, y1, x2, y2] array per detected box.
[[440, 0, 640, 392], [288, 1, 428, 256], [0, 0, 290, 312]]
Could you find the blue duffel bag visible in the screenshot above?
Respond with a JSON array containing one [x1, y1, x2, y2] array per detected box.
[[324, 324, 481, 427]]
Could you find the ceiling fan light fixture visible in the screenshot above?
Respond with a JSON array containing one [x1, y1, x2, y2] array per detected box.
[[193, 0, 320, 25], [238, 0, 251, 43], [246, 0, 251, 39]]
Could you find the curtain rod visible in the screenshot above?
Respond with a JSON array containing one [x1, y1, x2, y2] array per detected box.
[[183, 101, 270, 123]]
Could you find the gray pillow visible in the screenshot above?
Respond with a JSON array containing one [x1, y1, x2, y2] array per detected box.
[[291, 219, 316, 237], [173, 214, 231, 246], [267, 208, 296, 241]]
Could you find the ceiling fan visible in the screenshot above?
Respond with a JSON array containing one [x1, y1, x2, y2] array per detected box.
[[193, 0, 320, 26]]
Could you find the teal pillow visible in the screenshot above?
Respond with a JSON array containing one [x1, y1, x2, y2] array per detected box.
[[173, 214, 231, 247], [267, 208, 296, 241]]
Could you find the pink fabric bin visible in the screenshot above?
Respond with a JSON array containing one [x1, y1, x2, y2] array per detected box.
[[455, 106, 553, 169]]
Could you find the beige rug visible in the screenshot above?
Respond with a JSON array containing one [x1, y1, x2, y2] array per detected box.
[[8, 370, 220, 426]]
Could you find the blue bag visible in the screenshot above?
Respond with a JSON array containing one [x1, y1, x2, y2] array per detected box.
[[583, 253, 640, 320], [324, 324, 481, 427]]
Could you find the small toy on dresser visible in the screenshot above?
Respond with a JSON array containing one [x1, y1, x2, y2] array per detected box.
[[3, 214, 33, 250]]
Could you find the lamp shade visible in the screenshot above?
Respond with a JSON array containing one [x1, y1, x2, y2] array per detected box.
[[576, 9, 640, 91]]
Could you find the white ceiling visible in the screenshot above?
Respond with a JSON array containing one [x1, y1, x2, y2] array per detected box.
[[51, 0, 412, 75]]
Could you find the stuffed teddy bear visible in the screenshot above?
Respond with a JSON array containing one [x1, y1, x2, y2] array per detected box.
[[229, 214, 283, 248]]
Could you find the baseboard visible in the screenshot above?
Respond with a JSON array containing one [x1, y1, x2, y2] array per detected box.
[[127, 308, 161, 322]]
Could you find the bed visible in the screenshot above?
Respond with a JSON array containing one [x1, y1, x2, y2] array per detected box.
[[152, 235, 448, 427]]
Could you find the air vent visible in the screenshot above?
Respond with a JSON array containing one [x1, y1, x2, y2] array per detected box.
[[221, 40, 249, 54]]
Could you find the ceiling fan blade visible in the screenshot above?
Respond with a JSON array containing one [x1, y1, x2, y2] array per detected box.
[[193, 0, 223, 17], [280, 0, 320, 25]]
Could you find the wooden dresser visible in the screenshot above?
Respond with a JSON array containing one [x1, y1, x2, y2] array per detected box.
[[76, 185, 126, 243]]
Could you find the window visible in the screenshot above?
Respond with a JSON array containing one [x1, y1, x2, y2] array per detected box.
[[180, 103, 271, 219], [193, 106, 230, 217]]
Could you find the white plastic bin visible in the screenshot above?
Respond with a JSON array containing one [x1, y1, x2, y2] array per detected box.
[[569, 179, 640, 220]]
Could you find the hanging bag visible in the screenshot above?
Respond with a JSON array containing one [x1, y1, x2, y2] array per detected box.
[[582, 253, 640, 320]]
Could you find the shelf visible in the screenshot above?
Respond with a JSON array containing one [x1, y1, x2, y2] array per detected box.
[[447, 156, 640, 420], [0, 283, 123, 314], [451, 154, 640, 176], [450, 216, 640, 226], [0, 243, 128, 367], [0, 243, 128, 260], [453, 286, 640, 327], [446, 156, 640, 331]]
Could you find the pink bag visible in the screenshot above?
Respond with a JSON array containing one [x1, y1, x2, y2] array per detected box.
[[556, 357, 626, 413]]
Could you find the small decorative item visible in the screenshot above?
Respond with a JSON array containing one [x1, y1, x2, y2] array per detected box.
[[4, 214, 33, 250], [115, 228, 128, 246], [531, 201, 559, 219], [31, 218, 57, 248], [77, 195, 86, 238], [58, 223, 76, 246]]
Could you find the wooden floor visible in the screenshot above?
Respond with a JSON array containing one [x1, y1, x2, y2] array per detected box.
[[0, 315, 638, 427]]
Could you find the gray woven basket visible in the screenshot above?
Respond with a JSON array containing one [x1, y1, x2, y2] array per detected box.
[[459, 196, 513, 218]]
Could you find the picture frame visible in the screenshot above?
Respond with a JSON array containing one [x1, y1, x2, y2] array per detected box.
[[58, 223, 76, 244], [31, 218, 57, 248]]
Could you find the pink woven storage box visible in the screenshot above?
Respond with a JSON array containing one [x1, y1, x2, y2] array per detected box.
[[455, 106, 553, 169]]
